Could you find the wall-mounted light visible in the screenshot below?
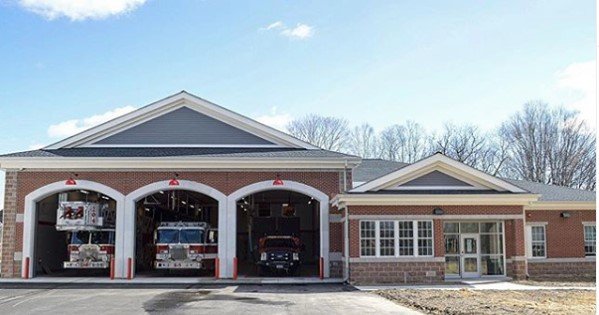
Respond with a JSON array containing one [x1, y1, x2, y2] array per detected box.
[[273, 173, 284, 186], [560, 212, 571, 218], [65, 173, 78, 185], [169, 173, 180, 186], [433, 207, 444, 215]]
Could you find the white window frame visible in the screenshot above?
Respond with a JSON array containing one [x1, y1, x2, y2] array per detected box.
[[583, 223, 596, 258], [359, 219, 434, 258], [359, 220, 377, 257], [526, 224, 547, 259]]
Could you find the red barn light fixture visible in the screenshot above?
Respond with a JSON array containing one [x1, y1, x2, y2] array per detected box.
[[273, 174, 284, 186], [169, 173, 180, 186], [65, 173, 78, 185]]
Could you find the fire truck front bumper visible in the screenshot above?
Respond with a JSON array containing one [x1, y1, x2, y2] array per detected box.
[[154, 261, 202, 269], [64, 261, 109, 269]]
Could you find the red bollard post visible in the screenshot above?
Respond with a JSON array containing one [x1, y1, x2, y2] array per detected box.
[[214, 258, 220, 279], [23, 257, 30, 279], [319, 257, 324, 280], [127, 257, 133, 280], [233, 257, 238, 280], [110, 255, 115, 280]]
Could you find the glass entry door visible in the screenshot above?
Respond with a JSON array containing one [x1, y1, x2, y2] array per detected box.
[[460, 234, 480, 278]]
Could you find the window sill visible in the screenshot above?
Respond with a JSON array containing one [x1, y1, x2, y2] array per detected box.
[[351, 257, 443, 263]]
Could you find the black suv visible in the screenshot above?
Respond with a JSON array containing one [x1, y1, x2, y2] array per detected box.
[[256, 236, 302, 276]]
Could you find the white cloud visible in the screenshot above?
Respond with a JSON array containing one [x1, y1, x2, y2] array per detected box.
[[263, 21, 284, 31], [261, 21, 315, 40], [553, 60, 596, 127], [281, 24, 314, 39], [18, 0, 147, 21], [254, 107, 292, 132], [48, 105, 137, 138]]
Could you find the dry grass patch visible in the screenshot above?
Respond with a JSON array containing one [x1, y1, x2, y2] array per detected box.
[[515, 278, 596, 287], [376, 289, 596, 315]]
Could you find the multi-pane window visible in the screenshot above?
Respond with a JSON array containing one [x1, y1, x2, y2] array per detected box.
[[379, 221, 395, 256], [359, 220, 433, 257], [398, 221, 414, 256], [417, 221, 433, 256], [584, 225, 596, 257], [360, 221, 376, 256], [530, 226, 546, 258]]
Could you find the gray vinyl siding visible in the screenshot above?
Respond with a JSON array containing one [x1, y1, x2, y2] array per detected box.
[[94, 107, 275, 145], [399, 170, 473, 187]]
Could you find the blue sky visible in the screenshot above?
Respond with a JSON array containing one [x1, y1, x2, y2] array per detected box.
[[0, 0, 595, 206]]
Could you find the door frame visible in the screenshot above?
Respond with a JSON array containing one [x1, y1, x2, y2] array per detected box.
[[460, 233, 480, 278]]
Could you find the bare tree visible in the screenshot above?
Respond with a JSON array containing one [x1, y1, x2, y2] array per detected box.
[[286, 114, 349, 151], [429, 123, 485, 165], [347, 123, 379, 158], [378, 121, 428, 163], [500, 101, 596, 190]]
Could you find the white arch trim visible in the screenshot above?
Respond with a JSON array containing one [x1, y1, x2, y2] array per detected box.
[[123, 180, 227, 278], [226, 180, 330, 278], [22, 180, 125, 279]]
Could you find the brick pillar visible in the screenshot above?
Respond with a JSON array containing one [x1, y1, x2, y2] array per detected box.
[[506, 219, 526, 280], [433, 219, 445, 257], [1, 171, 18, 278]]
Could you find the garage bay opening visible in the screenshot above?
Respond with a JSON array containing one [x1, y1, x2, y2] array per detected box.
[[135, 189, 218, 277], [34, 190, 116, 277], [236, 190, 320, 277]]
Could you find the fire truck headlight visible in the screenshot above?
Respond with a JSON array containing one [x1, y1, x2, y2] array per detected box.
[[292, 253, 299, 261], [260, 252, 267, 261]]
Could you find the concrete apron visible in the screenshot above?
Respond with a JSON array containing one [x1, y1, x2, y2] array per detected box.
[[0, 277, 344, 285]]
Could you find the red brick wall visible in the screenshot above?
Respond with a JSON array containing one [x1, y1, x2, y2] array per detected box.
[[2, 169, 344, 277], [329, 222, 343, 252], [526, 210, 595, 258]]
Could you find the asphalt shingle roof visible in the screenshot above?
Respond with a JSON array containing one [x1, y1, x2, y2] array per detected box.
[[353, 158, 596, 202], [0, 148, 358, 159], [352, 158, 409, 182]]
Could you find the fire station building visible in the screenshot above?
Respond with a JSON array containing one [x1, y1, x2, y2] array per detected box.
[[0, 91, 595, 283]]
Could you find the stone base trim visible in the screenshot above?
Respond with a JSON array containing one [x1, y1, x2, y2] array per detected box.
[[528, 261, 596, 278], [349, 261, 444, 284], [506, 260, 526, 280]]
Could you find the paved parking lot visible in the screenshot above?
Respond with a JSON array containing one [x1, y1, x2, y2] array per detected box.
[[0, 284, 421, 314]]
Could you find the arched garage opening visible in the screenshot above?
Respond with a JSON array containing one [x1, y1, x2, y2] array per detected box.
[[124, 180, 226, 278], [22, 180, 125, 279], [226, 180, 330, 278]]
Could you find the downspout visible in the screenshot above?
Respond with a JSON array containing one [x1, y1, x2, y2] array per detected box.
[[344, 204, 350, 283]]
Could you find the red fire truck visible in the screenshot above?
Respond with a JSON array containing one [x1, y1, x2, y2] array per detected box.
[[154, 222, 217, 270], [56, 201, 116, 269]]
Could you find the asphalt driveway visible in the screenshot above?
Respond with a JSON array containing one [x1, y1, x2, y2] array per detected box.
[[0, 284, 420, 314]]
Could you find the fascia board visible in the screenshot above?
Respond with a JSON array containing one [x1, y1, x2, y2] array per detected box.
[[524, 201, 596, 210], [335, 193, 540, 206], [0, 157, 361, 169]]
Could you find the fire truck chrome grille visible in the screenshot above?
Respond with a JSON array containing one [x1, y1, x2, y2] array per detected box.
[[170, 246, 187, 260]]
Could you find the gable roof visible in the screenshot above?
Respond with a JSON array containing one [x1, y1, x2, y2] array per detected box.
[[351, 153, 527, 193], [45, 91, 319, 150], [353, 158, 595, 202]]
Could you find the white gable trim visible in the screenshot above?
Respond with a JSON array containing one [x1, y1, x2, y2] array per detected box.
[[351, 153, 527, 193], [45, 91, 318, 150]]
